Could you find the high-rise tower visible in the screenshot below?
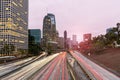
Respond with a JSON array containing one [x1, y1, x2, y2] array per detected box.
[[43, 13, 58, 48], [0, 0, 28, 54], [64, 30, 67, 49], [72, 35, 77, 42]]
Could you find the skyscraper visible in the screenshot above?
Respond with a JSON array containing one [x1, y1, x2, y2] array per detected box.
[[29, 29, 41, 44], [0, 0, 28, 54], [64, 30, 67, 49], [43, 13, 58, 49], [72, 35, 77, 42], [72, 35, 78, 49], [58, 37, 64, 49]]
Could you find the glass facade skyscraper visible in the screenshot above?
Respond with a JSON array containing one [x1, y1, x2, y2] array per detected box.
[[43, 13, 58, 50], [0, 0, 28, 54], [29, 29, 41, 44], [43, 13, 58, 44]]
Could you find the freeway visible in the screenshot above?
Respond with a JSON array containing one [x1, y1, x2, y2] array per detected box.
[[0, 57, 35, 77], [30, 52, 69, 80], [0, 57, 33, 70], [70, 51, 120, 80], [0, 52, 47, 78], [0, 51, 119, 80], [67, 53, 92, 80], [0, 53, 58, 80]]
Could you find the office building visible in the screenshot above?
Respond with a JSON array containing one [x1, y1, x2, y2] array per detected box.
[[72, 35, 78, 45], [72, 35, 77, 42], [67, 38, 72, 49], [72, 35, 78, 49], [83, 33, 92, 41], [58, 37, 64, 49], [64, 30, 67, 49], [106, 28, 113, 34], [29, 29, 41, 44], [43, 13, 58, 49], [0, 0, 28, 54]]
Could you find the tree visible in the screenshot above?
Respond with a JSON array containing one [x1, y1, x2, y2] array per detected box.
[[105, 27, 118, 45], [1, 44, 15, 55], [79, 35, 108, 54]]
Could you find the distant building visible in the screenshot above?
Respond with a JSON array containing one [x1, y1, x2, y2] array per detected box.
[[72, 35, 76, 42], [106, 28, 113, 34], [72, 35, 78, 49], [29, 29, 41, 44], [72, 35, 78, 45], [0, 0, 28, 55], [43, 13, 58, 50], [58, 37, 64, 49], [64, 30, 67, 49], [67, 38, 72, 49], [72, 35, 77, 44], [83, 33, 92, 41]]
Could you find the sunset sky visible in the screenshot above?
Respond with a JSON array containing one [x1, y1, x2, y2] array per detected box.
[[29, 0, 120, 42]]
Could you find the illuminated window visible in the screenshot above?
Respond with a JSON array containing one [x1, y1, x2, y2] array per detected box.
[[5, 8, 9, 10]]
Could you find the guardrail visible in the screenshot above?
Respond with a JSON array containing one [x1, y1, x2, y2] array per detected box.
[[67, 60, 76, 80], [68, 51, 101, 80], [0, 53, 47, 78], [0, 56, 16, 60]]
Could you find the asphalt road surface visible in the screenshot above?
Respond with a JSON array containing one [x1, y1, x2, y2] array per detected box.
[[70, 51, 120, 80], [0, 51, 119, 80]]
